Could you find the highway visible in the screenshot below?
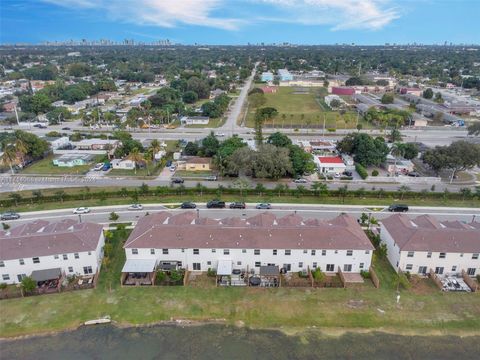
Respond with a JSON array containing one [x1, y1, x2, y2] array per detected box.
[[4, 203, 479, 227]]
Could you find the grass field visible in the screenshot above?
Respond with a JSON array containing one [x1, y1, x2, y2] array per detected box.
[[245, 87, 368, 130], [1, 228, 479, 338], [21, 155, 104, 175]]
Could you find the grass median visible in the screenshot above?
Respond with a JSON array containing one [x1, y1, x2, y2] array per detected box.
[[1, 228, 479, 338]]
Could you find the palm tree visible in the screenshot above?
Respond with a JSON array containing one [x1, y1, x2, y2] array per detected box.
[[127, 147, 145, 175], [397, 185, 411, 200], [390, 143, 405, 177], [14, 138, 28, 167], [149, 139, 162, 162], [1, 143, 18, 174]]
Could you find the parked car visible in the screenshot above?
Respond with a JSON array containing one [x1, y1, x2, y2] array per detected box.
[[407, 172, 421, 177], [93, 163, 104, 171], [73, 207, 91, 214], [169, 165, 176, 172], [166, 160, 172, 167], [229, 202, 246, 209], [206, 200, 226, 209], [215, 132, 225, 137], [38, 124, 47, 129], [205, 175, 217, 181], [62, 127, 71, 130], [256, 203, 271, 210], [293, 178, 308, 183], [0, 212, 20, 220], [344, 171, 352, 177], [388, 204, 409, 212], [101, 163, 111, 171], [171, 177, 184, 184], [180, 201, 196, 209], [128, 204, 143, 210]]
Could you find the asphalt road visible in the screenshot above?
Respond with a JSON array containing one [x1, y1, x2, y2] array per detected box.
[[4, 203, 479, 227]]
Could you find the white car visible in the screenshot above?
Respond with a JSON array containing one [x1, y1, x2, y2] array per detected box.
[[73, 207, 91, 214], [128, 204, 143, 210], [294, 178, 308, 183], [215, 132, 225, 137], [93, 163, 104, 171]]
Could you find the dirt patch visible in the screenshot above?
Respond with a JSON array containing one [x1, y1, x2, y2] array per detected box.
[[409, 276, 438, 295], [346, 300, 365, 309]]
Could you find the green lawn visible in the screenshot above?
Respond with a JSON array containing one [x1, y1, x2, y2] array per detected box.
[[1, 228, 479, 338], [174, 170, 214, 178], [184, 117, 226, 128], [107, 163, 163, 178], [245, 87, 361, 130], [21, 155, 104, 175]]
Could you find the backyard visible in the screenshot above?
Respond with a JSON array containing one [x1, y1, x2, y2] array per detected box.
[[21, 155, 104, 175], [245, 87, 369, 130], [0, 227, 479, 338]]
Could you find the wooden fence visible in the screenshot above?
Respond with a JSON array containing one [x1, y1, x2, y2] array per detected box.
[[461, 270, 478, 292], [429, 269, 443, 290], [337, 267, 346, 288], [369, 266, 380, 288]]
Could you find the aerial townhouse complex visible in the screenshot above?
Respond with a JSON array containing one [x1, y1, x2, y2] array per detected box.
[[0, 219, 105, 286], [121, 211, 375, 284], [380, 214, 480, 277]]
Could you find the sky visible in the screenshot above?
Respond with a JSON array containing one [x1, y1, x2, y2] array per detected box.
[[1, 0, 479, 45]]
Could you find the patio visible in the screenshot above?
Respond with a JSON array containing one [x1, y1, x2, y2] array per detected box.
[[31, 268, 63, 294], [121, 259, 156, 286]]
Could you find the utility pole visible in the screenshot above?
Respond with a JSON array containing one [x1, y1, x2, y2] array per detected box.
[[322, 114, 326, 139], [14, 105, 20, 126]]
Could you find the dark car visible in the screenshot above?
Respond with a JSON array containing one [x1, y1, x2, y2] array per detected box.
[[407, 172, 421, 177], [388, 204, 409, 212], [171, 177, 184, 184], [206, 200, 226, 209], [229, 202, 246, 209], [344, 171, 352, 177], [62, 127, 71, 131], [166, 160, 172, 167], [180, 202, 196, 209], [1, 212, 20, 220]]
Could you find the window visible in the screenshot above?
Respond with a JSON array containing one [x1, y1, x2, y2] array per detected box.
[[360, 263, 364, 269], [343, 264, 352, 272], [2, 274, 10, 281], [193, 263, 201, 271], [435, 267, 444, 275], [285, 250, 291, 256], [181, 249, 185, 253], [311, 250, 316, 256], [83, 266, 93, 274], [326, 264, 335, 272], [19, 259, 25, 265], [334, 250, 338, 254], [224, 249, 230, 255], [63, 254, 68, 260], [418, 266, 427, 275], [193, 249, 199, 255], [74, 253, 79, 259], [467, 268, 476, 276], [439, 252, 446, 259], [313, 262, 317, 268], [451, 266, 457, 272], [17, 274, 26, 282], [460, 253, 463, 257], [406, 264, 413, 271], [68, 267, 74, 273], [88, 251, 91, 256], [207, 261, 211, 266], [407, 251, 414, 258], [303, 250, 308, 254], [131, 249, 138, 255], [472, 253, 479, 260], [255, 262, 261, 267], [298, 262, 303, 268], [283, 264, 291, 272], [427, 252, 432, 258], [33, 257, 40, 264], [178, 261, 182, 267], [254, 249, 260, 255], [273, 249, 277, 255], [162, 249, 169, 255], [150, 249, 155, 255], [211, 249, 216, 253], [242, 249, 247, 253], [365, 250, 370, 254], [0, 261, 4, 267], [54, 255, 59, 259], [237, 261, 242, 266], [346, 250, 353, 256], [322, 250, 326, 256]]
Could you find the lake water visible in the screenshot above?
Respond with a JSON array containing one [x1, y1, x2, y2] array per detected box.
[[1, 324, 479, 360]]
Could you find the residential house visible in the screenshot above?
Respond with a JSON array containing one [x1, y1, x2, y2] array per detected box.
[[278, 69, 293, 82], [181, 157, 212, 171], [180, 116, 210, 125], [52, 154, 94, 167], [380, 214, 480, 277], [75, 139, 120, 151], [314, 156, 346, 174], [121, 212, 374, 280], [48, 136, 71, 150], [261, 71, 274, 82], [210, 89, 226, 99], [111, 159, 136, 170], [0, 219, 105, 285], [384, 154, 414, 175]]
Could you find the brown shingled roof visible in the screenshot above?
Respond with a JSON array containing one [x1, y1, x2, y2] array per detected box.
[[124, 211, 374, 251], [0, 220, 104, 261], [381, 214, 480, 253]]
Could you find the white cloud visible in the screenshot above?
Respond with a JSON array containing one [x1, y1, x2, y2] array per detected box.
[[43, 0, 243, 30], [254, 0, 400, 30]]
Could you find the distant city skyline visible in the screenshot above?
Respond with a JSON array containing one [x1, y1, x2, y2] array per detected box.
[[1, 0, 479, 45]]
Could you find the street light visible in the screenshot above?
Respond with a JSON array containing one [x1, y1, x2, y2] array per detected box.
[[78, 214, 82, 223]]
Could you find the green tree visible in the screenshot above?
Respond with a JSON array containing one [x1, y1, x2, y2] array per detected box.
[[389, 129, 402, 143], [184, 142, 199, 156], [467, 122, 480, 136], [381, 93, 394, 104], [21, 276, 36, 294], [182, 90, 198, 104], [397, 185, 411, 200], [9, 193, 22, 206], [423, 88, 433, 99], [267, 132, 292, 147], [109, 212, 119, 221], [337, 185, 348, 204], [201, 132, 220, 157]]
